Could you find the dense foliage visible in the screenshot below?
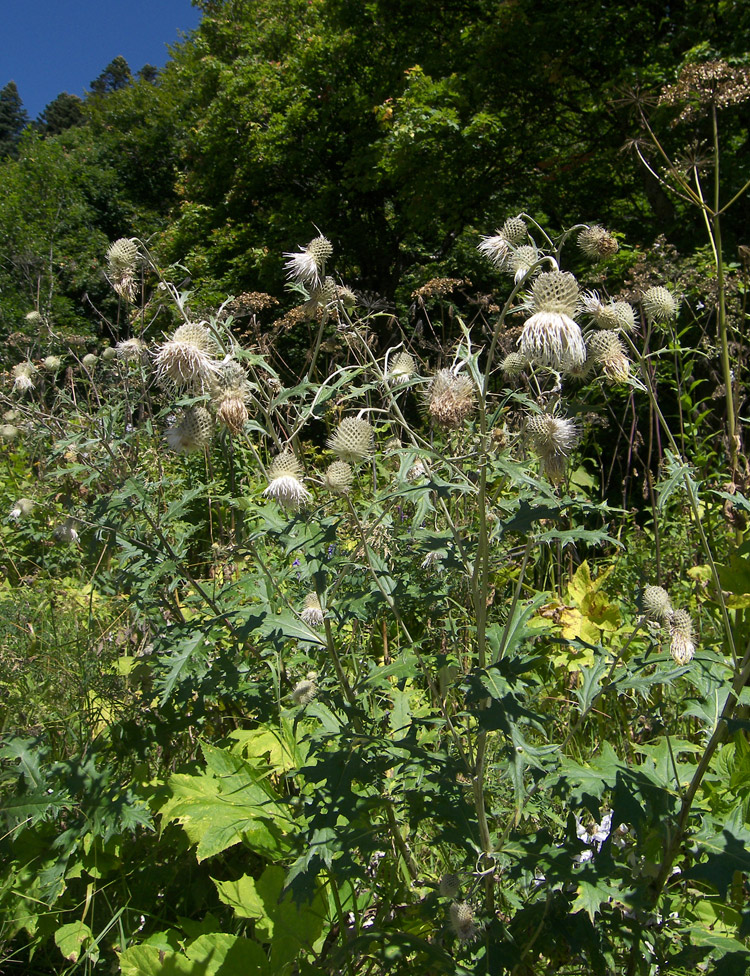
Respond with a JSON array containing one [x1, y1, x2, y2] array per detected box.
[[2, 2, 750, 974]]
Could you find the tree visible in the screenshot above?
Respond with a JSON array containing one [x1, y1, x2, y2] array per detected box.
[[89, 56, 132, 95], [138, 64, 159, 84], [0, 81, 29, 158], [37, 92, 84, 135]]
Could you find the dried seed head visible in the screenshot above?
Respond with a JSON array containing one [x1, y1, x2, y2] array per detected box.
[[324, 460, 353, 493], [642, 585, 673, 624], [426, 369, 476, 428], [526, 414, 581, 458], [328, 417, 375, 463], [439, 873, 461, 898], [669, 609, 695, 665], [165, 406, 214, 454], [300, 592, 324, 627], [292, 677, 318, 705], [642, 286, 678, 324], [154, 323, 220, 388], [540, 452, 567, 484], [532, 271, 579, 316], [9, 497, 35, 520], [449, 902, 477, 942], [283, 234, 333, 289], [386, 351, 416, 384], [578, 225, 619, 260], [263, 449, 311, 510], [216, 396, 249, 434]]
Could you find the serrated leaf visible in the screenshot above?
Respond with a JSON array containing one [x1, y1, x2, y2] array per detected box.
[[688, 811, 750, 897], [55, 920, 97, 964], [570, 873, 621, 921]]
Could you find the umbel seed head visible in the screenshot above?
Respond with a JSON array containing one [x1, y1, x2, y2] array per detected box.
[[324, 460, 353, 493], [669, 609, 695, 665], [328, 417, 375, 463], [426, 369, 476, 428], [263, 449, 311, 510], [165, 406, 214, 454], [642, 286, 678, 324], [578, 225, 619, 260], [642, 585, 672, 624]]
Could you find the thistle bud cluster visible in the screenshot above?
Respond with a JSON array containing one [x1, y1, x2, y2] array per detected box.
[[477, 216, 527, 269], [106, 238, 140, 301], [154, 322, 221, 390], [642, 585, 695, 665]]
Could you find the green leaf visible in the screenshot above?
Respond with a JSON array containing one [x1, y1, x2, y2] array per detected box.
[[570, 873, 621, 921], [55, 920, 97, 964], [688, 810, 750, 897]]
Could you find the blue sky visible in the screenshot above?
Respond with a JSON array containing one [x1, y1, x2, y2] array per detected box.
[[2, 1, 203, 120]]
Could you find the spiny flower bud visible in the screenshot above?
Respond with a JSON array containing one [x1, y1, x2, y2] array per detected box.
[[263, 449, 311, 510], [283, 235, 333, 289], [478, 216, 527, 269], [669, 609, 695, 665], [115, 338, 148, 362], [106, 238, 139, 301], [328, 417, 375, 463], [154, 322, 220, 388], [82, 353, 98, 368], [25, 310, 43, 326], [642, 286, 678, 324], [292, 676, 318, 706], [386, 351, 416, 385], [0, 424, 19, 442], [101, 345, 117, 361], [526, 413, 581, 459], [578, 225, 619, 260], [642, 585, 672, 624], [509, 244, 540, 282], [501, 352, 528, 379], [12, 362, 38, 393], [586, 331, 630, 383], [501, 216, 527, 244], [300, 592, 324, 627], [9, 498, 35, 520], [324, 460, 353, 493], [532, 271, 579, 315], [439, 873, 461, 898], [449, 902, 477, 942], [581, 292, 637, 333], [43, 356, 62, 371], [425, 369, 476, 428], [165, 406, 213, 454]]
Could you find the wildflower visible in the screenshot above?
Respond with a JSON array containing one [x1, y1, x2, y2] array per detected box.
[[439, 873, 461, 898], [165, 406, 214, 454], [292, 674, 318, 705], [586, 331, 630, 383], [449, 902, 477, 942], [509, 243, 540, 282], [25, 310, 43, 326], [425, 369, 476, 428], [328, 417, 375, 463], [263, 449, 311, 510], [9, 498, 34, 520], [519, 271, 585, 371], [106, 238, 139, 301], [43, 356, 62, 371], [324, 460, 353, 493], [386, 351, 416, 385], [501, 352, 528, 380], [526, 413, 581, 458], [154, 323, 221, 389], [477, 216, 527, 269], [82, 353, 98, 369], [283, 234, 333, 289], [642, 585, 672, 624], [578, 225, 619, 260], [0, 425, 19, 442], [12, 362, 38, 393], [116, 338, 148, 362], [669, 609, 695, 665], [53, 519, 79, 544], [642, 286, 678, 324], [300, 593, 325, 627]]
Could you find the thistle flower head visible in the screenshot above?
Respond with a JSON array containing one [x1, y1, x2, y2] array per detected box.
[[263, 449, 311, 510], [578, 225, 619, 260], [53, 519, 79, 544], [540, 452, 567, 484], [532, 271, 579, 315], [155, 322, 220, 388], [82, 353, 98, 368], [642, 585, 673, 624], [586, 330, 631, 383], [449, 902, 477, 943], [292, 676, 318, 705], [526, 413, 581, 459], [328, 417, 375, 463], [439, 873, 461, 898], [165, 406, 213, 454], [669, 608, 695, 665], [0, 424, 19, 442], [425, 369, 476, 428], [106, 238, 139, 300], [501, 352, 528, 380], [477, 216, 527, 269], [519, 313, 586, 371], [101, 345, 117, 361], [300, 592, 324, 628], [386, 351, 416, 384], [115, 338, 148, 362], [324, 460, 353, 493], [43, 355, 62, 371], [642, 286, 678, 324], [9, 497, 34, 520], [501, 216, 528, 244], [509, 244, 540, 282], [212, 361, 253, 434], [25, 310, 43, 326], [12, 362, 38, 393], [581, 292, 637, 333], [283, 234, 333, 289]]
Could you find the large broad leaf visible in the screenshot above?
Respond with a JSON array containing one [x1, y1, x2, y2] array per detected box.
[[159, 743, 292, 861], [119, 932, 268, 976], [214, 865, 326, 968], [688, 810, 750, 898], [55, 921, 98, 964], [570, 872, 622, 922]]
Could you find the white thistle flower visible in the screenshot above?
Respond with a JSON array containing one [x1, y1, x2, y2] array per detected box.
[[264, 450, 311, 510], [283, 235, 333, 289]]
